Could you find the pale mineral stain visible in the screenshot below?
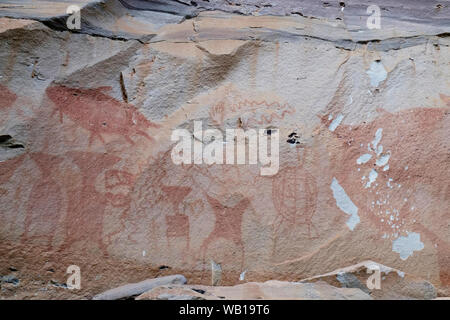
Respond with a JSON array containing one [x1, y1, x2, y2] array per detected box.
[[392, 232, 424, 260], [376, 153, 390, 167], [239, 270, 247, 281], [367, 61, 388, 87], [365, 169, 378, 188], [371, 128, 383, 150], [328, 113, 344, 132], [356, 153, 372, 164], [331, 177, 360, 231], [387, 178, 393, 188], [376, 145, 383, 156]]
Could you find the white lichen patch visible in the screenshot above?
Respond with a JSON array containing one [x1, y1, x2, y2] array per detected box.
[[365, 169, 378, 188], [371, 128, 383, 150], [357, 153, 372, 164], [392, 232, 424, 260], [376, 153, 390, 167], [329, 113, 344, 132], [331, 178, 360, 231], [367, 61, 387, 87]]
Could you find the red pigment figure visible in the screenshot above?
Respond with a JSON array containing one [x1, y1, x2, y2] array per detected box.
[[46, 85, 159, 145], [162, 185, 192, 252], [104, 169, 135, 208], [60, 151, 122, 255], [200, 195, 250, 279], [23, 153, 64, 249]]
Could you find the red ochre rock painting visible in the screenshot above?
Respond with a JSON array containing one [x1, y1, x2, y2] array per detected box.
[[9, 97, 445, 290], [272, 164, 318, 238], [209, 99, 295, 128], [102, 168, 137, 246], [22, 153, 65, 248], [104, 169, 135, 208], [321, 105, 449, 285], [15, 150, 135, 255], [60, 151, 123, 254], [162, 185, 192, 251], [200, 194, 251, 276], [45, 85, 159, 145], [125, 150, 258, 269], [269, 146, 320, 262]]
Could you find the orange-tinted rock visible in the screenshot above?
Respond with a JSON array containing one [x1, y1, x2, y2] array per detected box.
[[0, 85, 16, 109], [300, 261, 437, 300], [0, 4, 449, 300], [136, 281, 372, 300]]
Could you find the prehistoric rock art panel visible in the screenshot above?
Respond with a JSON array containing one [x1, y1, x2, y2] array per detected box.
[[119, 85, 343, 278], [202, 87, 323, 265], [272, 162, 318, 239], [123, 147, 258, 270], [7, 82, 157, 254], [200, 194, 251, 272], [1, 1, 450, 299], [60, 151, 123, 254], [209, 98, 295, 128], [121, 151, 198, 259], [46, 85, 159, 145]]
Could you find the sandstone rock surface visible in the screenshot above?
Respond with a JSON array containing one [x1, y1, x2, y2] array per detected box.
[[300, 261, 437, 299], [0, 0, 449, 299], [92, 274, 187, 300], [136, 280, 372, 300]]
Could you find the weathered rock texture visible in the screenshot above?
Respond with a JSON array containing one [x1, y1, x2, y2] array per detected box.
[[300, 261, 437, 299], [92, 274, 186, 300], [0, 0, 449, 299], [135, 280, 373, 300]]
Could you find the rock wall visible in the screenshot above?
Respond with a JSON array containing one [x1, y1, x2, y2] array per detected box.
[[0, 0, 449, 298]]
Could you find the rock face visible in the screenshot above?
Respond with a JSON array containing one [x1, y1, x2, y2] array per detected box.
[[136, 280, 372, 300], [92, 274, 187, 300], [0, 0, 449, 299], [300, 261, 437, 300]]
